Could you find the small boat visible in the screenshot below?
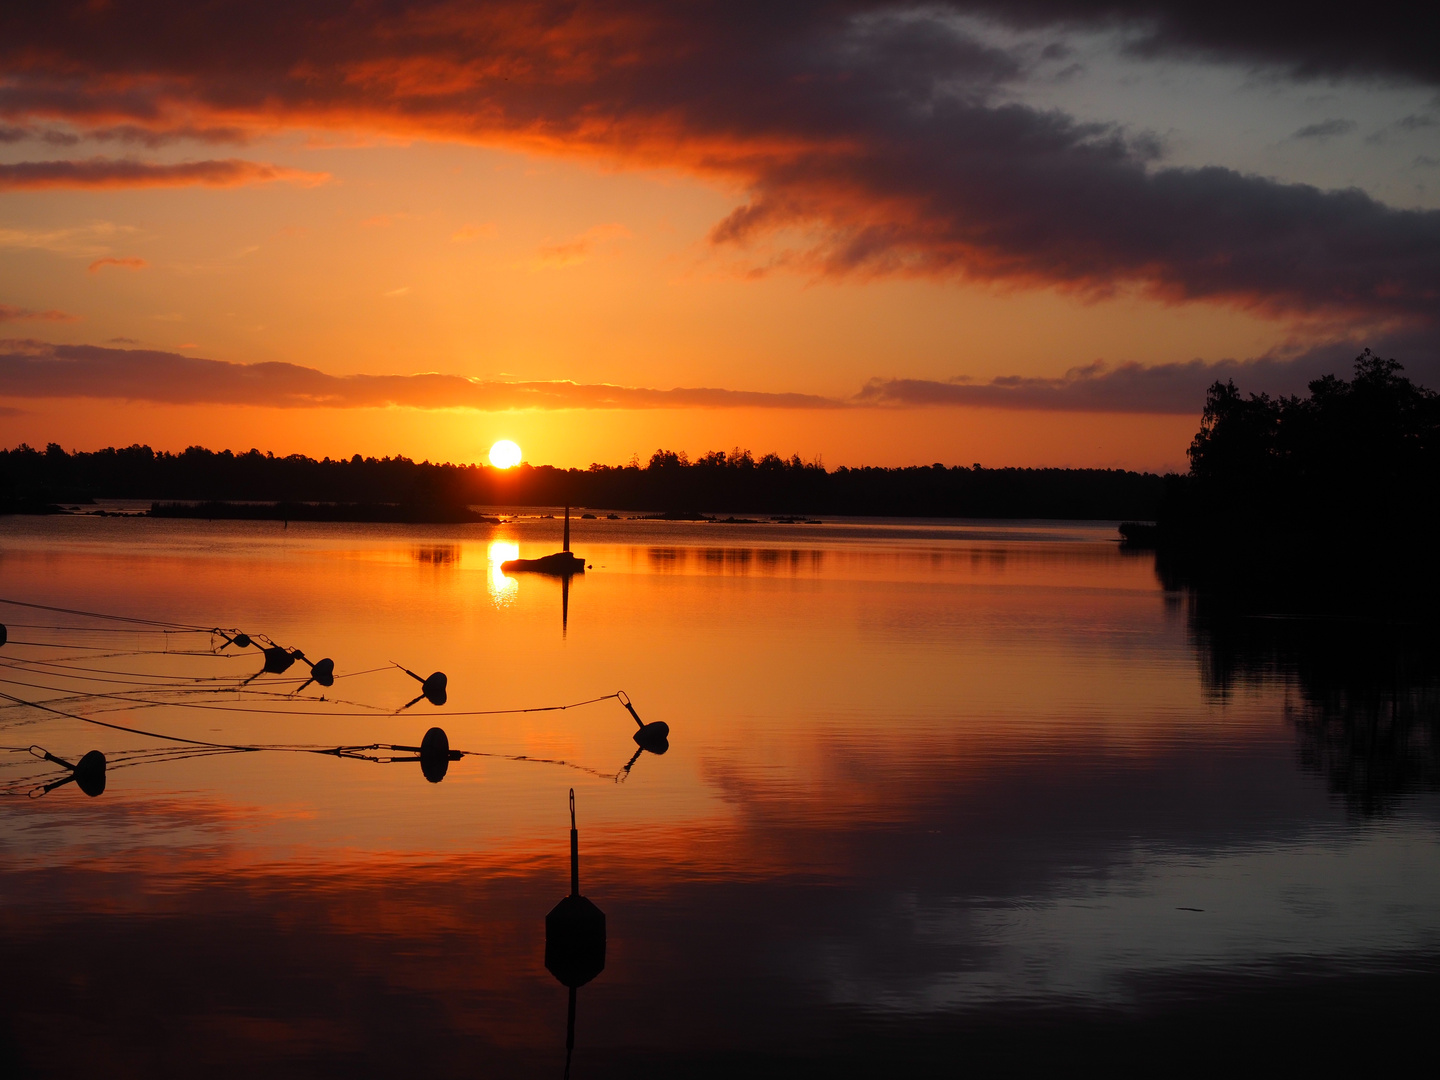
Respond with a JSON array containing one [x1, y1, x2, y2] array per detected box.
[[502, 506, 586, 575]]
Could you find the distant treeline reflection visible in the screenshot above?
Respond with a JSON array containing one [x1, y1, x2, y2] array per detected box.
[[1, 444, 1163, 520], [647, 546, 826, 575]]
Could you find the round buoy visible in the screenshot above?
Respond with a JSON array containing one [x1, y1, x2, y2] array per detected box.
[[633, 721, 670, 755], [421, 672, 448, 706], [73, 750, 106, 798], [0, 623, 7, 647], [232, 632, 252, 648], [261, 646, 297, 674], [419, 726, 450, 783], [545, 790, 606, 988], [546, 894, 606, 988], [310, 657, 335, 687]]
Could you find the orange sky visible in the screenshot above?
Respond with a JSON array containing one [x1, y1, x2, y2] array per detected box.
[[2, 2, 1437, 469]]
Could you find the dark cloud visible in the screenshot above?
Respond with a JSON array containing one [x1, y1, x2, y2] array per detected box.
[[0, 124, 82, 145], [856, 357, 1312, 414], [5, 339, 1430, 416], [868, 329, 1440, 413], [0, 156, 326, 190], [0, 342, 838, 410], [0, 3, 1434, 325], [1291, 118, 1355, 140], [711, 110, 1440, 321], [0, 123, 252, 147], [86, 123, 253, 147], [1365, 113, 1438, 146], [956, 1, 1440, 85]]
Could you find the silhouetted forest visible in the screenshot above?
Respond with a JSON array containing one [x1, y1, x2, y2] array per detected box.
[[0, 444, 1163, 520], [1154, 350, 1440, 606]]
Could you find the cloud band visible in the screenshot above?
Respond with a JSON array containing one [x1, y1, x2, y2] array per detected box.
[[1, 340, 1409, 416]]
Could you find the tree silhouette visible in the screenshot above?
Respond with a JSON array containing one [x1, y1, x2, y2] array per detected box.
[[1162, 350, 1440, 607]]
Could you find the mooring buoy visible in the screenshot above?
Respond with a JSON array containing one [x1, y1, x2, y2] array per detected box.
[[419, 726, 452, 783], [619, 691, 670, 754], [545, 788, 606, 989], [74, 749, 107, 797], [395, 664, 448, 708], [27, 745, 106, 798]]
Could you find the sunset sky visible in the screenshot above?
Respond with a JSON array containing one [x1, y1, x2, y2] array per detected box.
[[1, 1, 1437, 470]]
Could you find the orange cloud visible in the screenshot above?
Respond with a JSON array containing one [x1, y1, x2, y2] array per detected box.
[[450, 222, 494, 243], [87, 256, 147, 273], [0, 302, 78, 322], [0, 157, 329, 191], [532, 223, 631, 268]]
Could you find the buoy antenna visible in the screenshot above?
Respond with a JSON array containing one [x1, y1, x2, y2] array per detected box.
[[570, 787, 580, 897], [29, 744, 74, 770], [392, 661, 424, 683], [617, 690, 644, 729]]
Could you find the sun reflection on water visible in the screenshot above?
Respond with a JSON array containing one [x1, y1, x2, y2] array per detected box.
[[487, 540, 519, 604]]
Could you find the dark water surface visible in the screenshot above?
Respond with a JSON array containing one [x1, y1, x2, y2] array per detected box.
[[2, 516, 1437, 1076]]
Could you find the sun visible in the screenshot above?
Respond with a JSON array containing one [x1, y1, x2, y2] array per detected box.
[[489, 440, 522, 469]]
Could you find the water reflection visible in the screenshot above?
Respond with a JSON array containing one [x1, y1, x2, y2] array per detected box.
[[1189, 604, 1440, 815], [647, 545, 826, 576], [2, 518, 1439, 1075], [0, 590, 668, 800], [23, 746, 106, 798], [488, 540, 519, 604], [413, 545, 460, 566], [545, 789, 606, 1078]]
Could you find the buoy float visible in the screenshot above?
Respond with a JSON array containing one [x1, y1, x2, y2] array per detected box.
[[546, 789, 606, 986], [74, 750, 107, 797], [294, 654, 336, 693], [261, 645, 297, 675], [619, 691, 670, 754], [395, 664, 448, 707], [27, 745, 106, 798], [545, 789, 606, 1078], [419, 726, 451, 783]]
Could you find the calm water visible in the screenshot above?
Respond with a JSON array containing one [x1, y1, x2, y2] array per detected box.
[[2, 515, 1438, 1076]]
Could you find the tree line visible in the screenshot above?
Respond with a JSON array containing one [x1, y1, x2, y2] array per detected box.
[[1154, 349, 1440, 606], [0, 443, 1164, 520]]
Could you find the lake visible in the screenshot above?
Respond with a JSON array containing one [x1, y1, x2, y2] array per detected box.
[[2, 514, 1437, 1077]]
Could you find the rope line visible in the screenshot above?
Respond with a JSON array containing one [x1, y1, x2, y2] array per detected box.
[[0, 673, 621, 718], [0, 597, 212, 632], [0, 692, 263, 751], [0, 692, 649, 793], [0, 622, 201, 634], [0, 656, 256, 686], [0, 640, 228, 654]]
